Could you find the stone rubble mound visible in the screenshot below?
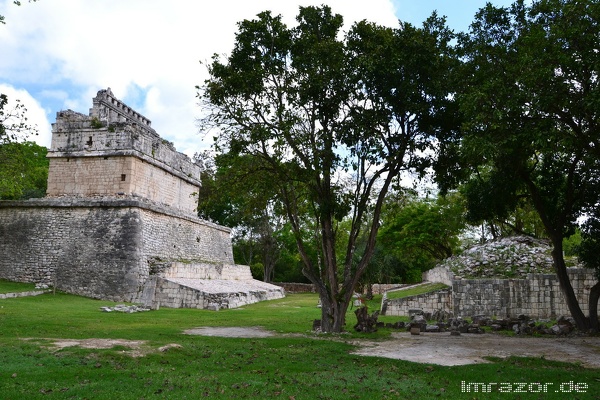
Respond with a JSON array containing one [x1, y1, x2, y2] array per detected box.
[[379, 310, 578, 336], [439, 236, 555, 279]]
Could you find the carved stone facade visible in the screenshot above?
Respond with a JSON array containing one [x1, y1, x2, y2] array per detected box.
[[0, 89, 284, 308]]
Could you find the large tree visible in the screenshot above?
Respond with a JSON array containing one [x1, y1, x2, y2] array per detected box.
[[198, 6, 456, 332], [445, 0, 600, 331]]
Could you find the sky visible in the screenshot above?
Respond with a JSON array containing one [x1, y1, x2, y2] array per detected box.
[[0, 0, 514, 157]]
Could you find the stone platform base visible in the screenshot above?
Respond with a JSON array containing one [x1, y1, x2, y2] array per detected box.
[[153, 277, 285, 310], [135, 262, 285, 310]]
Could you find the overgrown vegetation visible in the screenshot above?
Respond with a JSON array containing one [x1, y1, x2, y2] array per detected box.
[[0, 292, 597, 399], [0, 141, 48, 199]]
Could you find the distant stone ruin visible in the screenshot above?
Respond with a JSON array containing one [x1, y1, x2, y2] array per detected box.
[[0, 88, 284, 309], [383, 236, 596, 319]]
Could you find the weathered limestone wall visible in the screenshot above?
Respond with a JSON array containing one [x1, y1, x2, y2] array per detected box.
[[48, 89, 202, 215], [385, 268, 596, 319], [422, 266, 454, 286], [163, 262, 252, 280], [0, 199, 143, 301], [140, 208, 234, 268], [0, 198, 235, 302], [46, 156, 199, 214], [453, 269, 594, 318], [384, 289, 453, 317], [152, 278, 285, 310]]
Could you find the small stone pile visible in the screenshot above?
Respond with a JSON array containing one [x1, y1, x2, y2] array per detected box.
[[100, 304, 151, 313], [469, 314, 577, 336], [439, 236, 556, 279], [379, 310, 578, 336]]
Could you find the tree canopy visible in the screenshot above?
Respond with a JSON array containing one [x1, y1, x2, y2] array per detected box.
[[441, 0, 600, 331], [0, 141, 48, 200], [198, 6, 457, 332]]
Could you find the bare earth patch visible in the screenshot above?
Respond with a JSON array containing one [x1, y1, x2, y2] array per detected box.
[[351, 332, 600, 368], [25, 338, 182, 358], [183, 326, 275, 338]]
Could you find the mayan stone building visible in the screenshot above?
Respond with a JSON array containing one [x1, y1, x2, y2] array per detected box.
[[0, 88, 284, 309]]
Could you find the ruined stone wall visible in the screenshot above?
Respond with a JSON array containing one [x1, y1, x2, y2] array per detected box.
[[0, 199, 143, 301], [48, 93, 202, 215], [384, 289, 453, 317], [0, 198, 235, 302], [163, 263, 252, 280], [452, 269, 594, 318], [385, 268, 596, 319], [422, 266, 454, 286], [139, 208, 234, 269]]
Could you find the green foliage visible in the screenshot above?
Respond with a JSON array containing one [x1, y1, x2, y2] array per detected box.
[[562, 230, 582, 258], [0, 94, 39, 144], [0, 141, 48, 199], [0, 279, 36, 293], [90, 117, 103, 129], [374, 192, 466, 282], [579, 215, 600, 280]]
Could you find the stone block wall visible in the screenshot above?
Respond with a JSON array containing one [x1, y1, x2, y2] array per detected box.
[[385, 268, 596, 319], [384, 289, 453, 317], [453, 269, 594, 318], [0, 198, 236, 302], [140, 208, 234, 271], [422, 265, 454, 286], [163, 263, 252, 280], [152, 278, 285, 310], [46, 156, 132, 196], [153, 279, 207, 309], [0, 199, 143, 301], [47, 155, 200, 214]]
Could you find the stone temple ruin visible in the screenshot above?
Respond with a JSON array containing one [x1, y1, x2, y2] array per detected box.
[[0, 88, 285, 309]]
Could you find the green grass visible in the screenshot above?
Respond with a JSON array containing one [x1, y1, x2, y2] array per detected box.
[[385, 282, 449, 300], [0, 279, 37, 294], [0, 292, 598, 399]]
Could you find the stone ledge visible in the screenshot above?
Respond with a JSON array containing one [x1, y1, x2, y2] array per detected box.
[[0, 197, 231, 233]]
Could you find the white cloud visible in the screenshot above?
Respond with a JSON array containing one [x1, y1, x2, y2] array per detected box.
[[0, 84, 51, 147], [0, 0, 398, 155]]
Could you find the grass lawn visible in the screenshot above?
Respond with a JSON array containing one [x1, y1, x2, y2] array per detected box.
[[0, 292, 597, 399], [385, 282, 449, 300], [0, 279, 37, 294]]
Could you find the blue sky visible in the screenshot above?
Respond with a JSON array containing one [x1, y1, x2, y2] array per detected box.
[[0, 0, 514, 156]]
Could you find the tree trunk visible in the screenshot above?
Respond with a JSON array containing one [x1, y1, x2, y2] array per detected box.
[[317, 287, 350, 333], [588, 281, 600, 333], [550, 238, 589, 331]]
